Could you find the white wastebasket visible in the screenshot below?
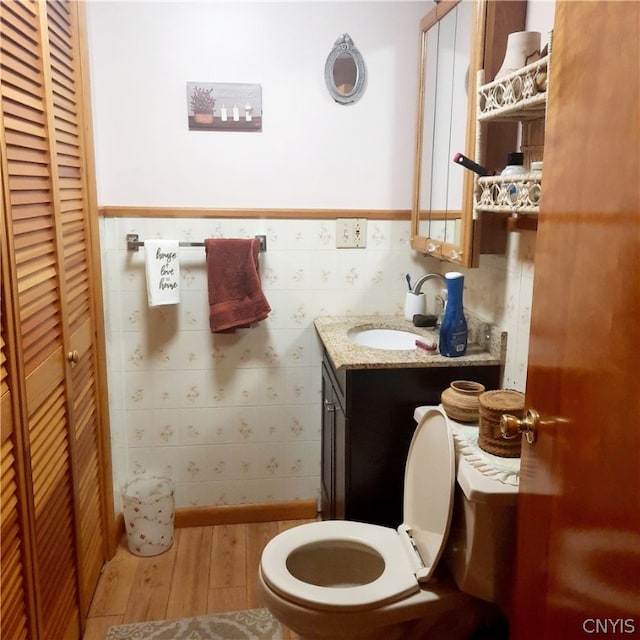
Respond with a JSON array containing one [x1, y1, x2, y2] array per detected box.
[[121, 476, 175, 556]]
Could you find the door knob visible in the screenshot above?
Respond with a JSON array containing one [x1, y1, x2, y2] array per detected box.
[[500, 409, 539, 444], [67, 350, 80, 364]]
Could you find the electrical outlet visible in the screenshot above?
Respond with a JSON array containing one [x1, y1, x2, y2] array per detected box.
[[336, 218, 367, 248]]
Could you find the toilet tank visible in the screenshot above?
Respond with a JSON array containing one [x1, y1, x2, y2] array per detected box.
[[444, 453, 519, 614]]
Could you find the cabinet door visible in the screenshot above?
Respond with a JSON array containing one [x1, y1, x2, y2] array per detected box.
[[321, 362, 347, 521], [333, 395, 346, 521], [320, 365, 335, 519]]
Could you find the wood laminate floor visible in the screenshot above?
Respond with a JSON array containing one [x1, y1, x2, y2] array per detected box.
[[83, 519, 314, 640]]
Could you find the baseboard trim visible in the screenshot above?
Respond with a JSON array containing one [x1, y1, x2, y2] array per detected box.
[[112, 499, 318, 552], [175, 499, 318, 528]]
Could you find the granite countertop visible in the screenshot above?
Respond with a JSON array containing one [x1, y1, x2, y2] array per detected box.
[[315, 315, 506, 370]]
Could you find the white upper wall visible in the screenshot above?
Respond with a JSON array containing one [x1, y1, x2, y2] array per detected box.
[[86, 0, 555, 210], [86, 1, 427, 209], [526, 0, 555, 46]]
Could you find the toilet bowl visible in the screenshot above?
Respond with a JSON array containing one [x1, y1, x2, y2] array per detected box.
[[259, 406, 519, 640]]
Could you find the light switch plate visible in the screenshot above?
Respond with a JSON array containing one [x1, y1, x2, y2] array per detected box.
[[336, 218, 367, 248]]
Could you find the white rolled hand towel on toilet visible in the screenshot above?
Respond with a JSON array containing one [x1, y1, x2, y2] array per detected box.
[[144, 239, 180, 306]]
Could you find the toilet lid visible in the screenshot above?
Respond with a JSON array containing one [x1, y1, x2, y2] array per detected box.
[[401, 406, 455, 583], [260, 520, 421, 611]]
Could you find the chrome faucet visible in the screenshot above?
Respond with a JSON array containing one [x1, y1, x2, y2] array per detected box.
[[411, 272, 446, 295], [411, 273, 447, 326]]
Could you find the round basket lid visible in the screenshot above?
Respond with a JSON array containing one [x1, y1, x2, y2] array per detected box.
[[479, 389, 524, 412], [402, 407, 455, 582]]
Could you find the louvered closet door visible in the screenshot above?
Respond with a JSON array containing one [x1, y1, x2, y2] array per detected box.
[[0, 368, 30, 640], [0, 0, 105, 637], [1, 231, 33, 640], [0, 385, 31, 640], [1, 0, 81, 635], [45, 0, 108, 615]]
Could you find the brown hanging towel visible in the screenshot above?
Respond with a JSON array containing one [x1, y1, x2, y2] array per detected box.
[[205, 237, 271, 333]]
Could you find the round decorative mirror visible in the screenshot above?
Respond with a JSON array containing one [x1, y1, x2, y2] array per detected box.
[[325, 34, 367, 105]]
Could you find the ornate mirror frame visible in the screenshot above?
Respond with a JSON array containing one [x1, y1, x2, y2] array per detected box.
[[410, 0, 526, 267], [325, 33, 367, 105]]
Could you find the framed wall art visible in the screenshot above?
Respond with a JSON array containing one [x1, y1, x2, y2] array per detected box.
[[186, 82, 262, 132]]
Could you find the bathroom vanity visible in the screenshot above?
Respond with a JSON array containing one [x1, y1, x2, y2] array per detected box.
[[316, 316, 505, 528]]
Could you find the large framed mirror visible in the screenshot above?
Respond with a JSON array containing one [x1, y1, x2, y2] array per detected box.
[[411, 0, 526, 267]]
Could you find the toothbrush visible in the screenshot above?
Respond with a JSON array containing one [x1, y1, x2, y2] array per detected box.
[[453, 152, 491, 177], [405, 273, 412, 291]]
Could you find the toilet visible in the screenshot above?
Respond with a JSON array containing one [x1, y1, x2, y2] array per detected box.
[[259, 406, 519, 640]]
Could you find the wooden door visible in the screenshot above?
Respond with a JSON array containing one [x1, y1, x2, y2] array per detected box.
[[1, 0, 112, 637], [44, 0, 111, 616], [1, 195, 35, 640], [511, 2, 640, 637], [1, 1, 81, 636]]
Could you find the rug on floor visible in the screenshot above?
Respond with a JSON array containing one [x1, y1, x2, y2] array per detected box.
[[105, 607, 283, 640]]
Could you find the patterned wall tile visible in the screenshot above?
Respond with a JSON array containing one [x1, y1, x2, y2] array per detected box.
[[101, 217, 534, 510]]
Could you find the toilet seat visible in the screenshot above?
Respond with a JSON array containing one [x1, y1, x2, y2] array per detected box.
[[260, 520, 420, 611], [260, 408, 455, 612]]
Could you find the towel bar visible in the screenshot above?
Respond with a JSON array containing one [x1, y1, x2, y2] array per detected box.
[[126, 233, 267, 252]]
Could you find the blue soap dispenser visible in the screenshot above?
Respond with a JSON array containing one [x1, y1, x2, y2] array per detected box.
[[439, 272, 468, 357]]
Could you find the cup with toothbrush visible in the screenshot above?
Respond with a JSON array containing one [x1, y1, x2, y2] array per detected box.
[[404, 273, 425, 321]]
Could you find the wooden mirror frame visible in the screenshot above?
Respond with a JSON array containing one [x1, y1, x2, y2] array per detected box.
[[410, 0, 526, 267]]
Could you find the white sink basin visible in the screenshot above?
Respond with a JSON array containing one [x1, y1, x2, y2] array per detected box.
[[348, 327, 424, 350]]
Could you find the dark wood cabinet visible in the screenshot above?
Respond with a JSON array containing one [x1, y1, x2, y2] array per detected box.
[[320, 350, 501, 528], [321, 360, 347, 520]]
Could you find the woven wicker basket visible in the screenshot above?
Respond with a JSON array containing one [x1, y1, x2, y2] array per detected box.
[[478, 390, 525, 458], [441, 380, 486, 423]]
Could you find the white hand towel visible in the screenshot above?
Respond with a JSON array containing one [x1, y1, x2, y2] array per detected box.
[[145, 239, 180, 306]]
